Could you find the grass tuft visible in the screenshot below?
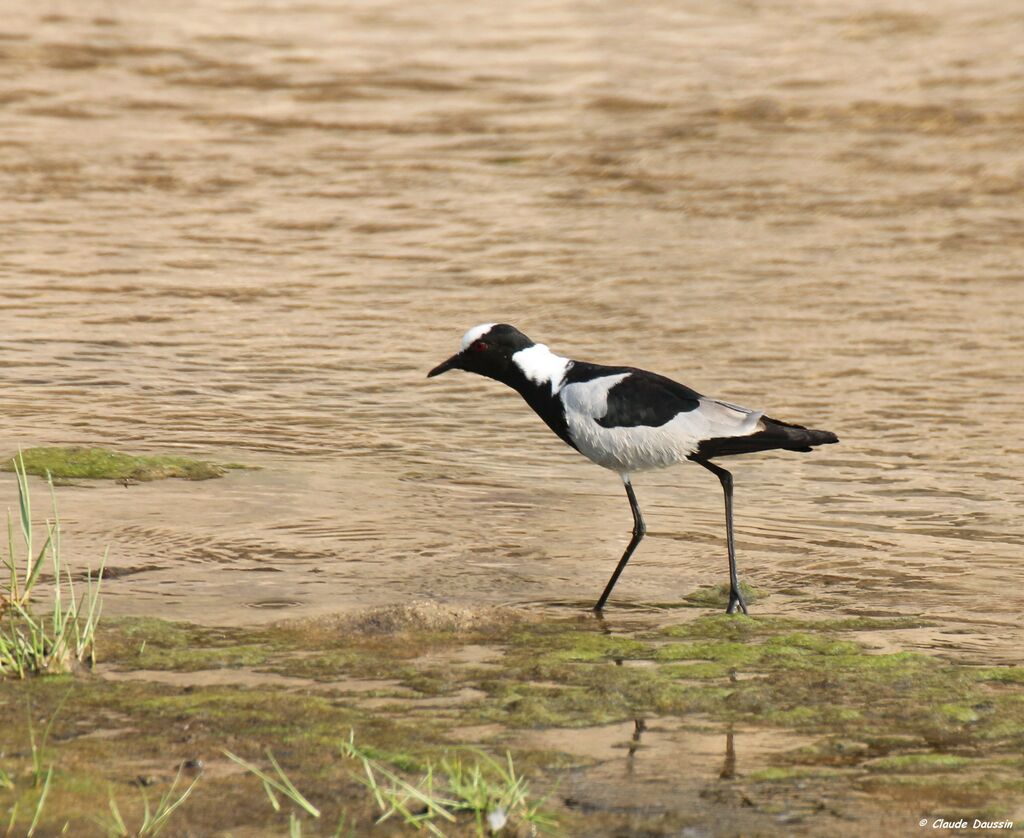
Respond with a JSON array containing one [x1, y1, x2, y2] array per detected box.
[[223, 749, 321, 819], [100, 766, 200, 837], [1, 453, 104, 677], [225, 749, 356, 837], [340, 731, 556, 837]]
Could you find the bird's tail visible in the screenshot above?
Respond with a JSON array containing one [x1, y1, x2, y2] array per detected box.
[[761, 417, 839, 452], [694, 416, 838, 458]]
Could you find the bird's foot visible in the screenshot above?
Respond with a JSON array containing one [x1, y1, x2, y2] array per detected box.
[[726, 588, 748, 615]]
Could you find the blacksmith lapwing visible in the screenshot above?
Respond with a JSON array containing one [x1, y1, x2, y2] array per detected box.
[[428, 323, 838, 614]]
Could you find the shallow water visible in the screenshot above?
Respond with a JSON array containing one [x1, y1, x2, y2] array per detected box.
[[1, 0, 1023, 667]]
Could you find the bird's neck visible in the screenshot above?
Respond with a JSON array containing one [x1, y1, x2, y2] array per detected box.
[[501, 344, 578, 451]]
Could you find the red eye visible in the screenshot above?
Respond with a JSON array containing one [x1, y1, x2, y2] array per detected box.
[[470, 340, 488, 352]]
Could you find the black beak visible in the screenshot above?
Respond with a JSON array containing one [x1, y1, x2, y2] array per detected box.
[[427, 352, 463, 378]]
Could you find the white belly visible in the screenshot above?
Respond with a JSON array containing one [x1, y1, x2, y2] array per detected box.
[[566, 411, 700, 472]]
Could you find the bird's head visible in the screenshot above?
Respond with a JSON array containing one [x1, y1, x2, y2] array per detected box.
[[427, 323, 535, 383]]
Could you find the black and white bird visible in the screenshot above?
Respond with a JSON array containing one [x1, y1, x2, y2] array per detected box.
[[427, 323, 838, 614]]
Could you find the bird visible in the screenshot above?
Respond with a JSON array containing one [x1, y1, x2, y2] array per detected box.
[[427, 323, 838, 614]]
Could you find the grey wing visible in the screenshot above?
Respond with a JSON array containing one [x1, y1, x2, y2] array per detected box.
[[693, 398, 764, 439]]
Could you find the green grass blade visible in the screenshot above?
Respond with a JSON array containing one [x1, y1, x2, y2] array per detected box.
[[26, 765, 52, 838], [223, 750, 321, 819], [6, 799, 19, 836], [264, 751, 321, 818], [107, 788, 128, 834], [140, 788, 153, 832], [6, 509, 18, 602], [25, 529, 53, 595], [262, 778, 282, 811], [15, 452, 32, 557], [146, 771, 200, 836]]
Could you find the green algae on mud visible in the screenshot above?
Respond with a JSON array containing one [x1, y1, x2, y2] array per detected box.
[[682, 580, 764, 609], [3, 605, 1022, 835], [2, 446, 248, 482]]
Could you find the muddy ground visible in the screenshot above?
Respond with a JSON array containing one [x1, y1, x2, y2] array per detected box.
[[2, 601, 1021, 835]]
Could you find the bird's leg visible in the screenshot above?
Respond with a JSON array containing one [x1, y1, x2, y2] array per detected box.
[[594, 477, 646, 611], [693, 457, 748, 615]]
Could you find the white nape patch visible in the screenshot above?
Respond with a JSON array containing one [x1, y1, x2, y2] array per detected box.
[[512, 344, 571, 394], [460, 323, 497, 351]]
